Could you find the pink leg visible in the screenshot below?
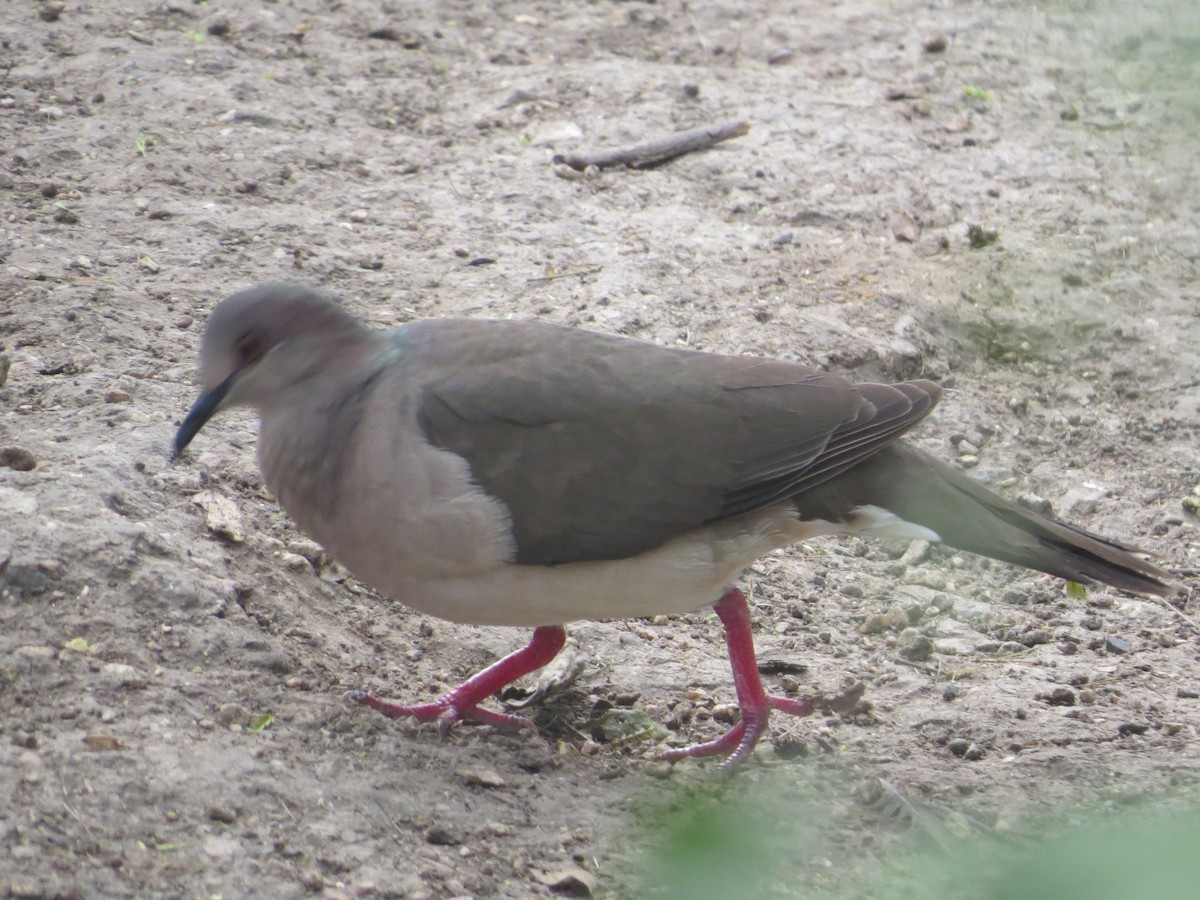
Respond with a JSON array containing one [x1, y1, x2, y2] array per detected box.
[[661, 588, 813, 770], [346, 625, 567, 734]]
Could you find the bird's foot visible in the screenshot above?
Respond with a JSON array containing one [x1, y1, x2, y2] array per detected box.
[[660, 588, 815, 771], [344, 625, 567, 737], [344, 690, 536, 734], [660, 694, 814, 770]]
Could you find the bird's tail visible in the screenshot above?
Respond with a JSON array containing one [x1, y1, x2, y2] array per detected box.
[[805, 443, 1175, 597]]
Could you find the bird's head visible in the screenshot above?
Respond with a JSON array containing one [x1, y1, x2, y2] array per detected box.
[[173, 283, 367, 457]]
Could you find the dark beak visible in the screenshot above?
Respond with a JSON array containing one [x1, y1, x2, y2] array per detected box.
[[173, 372, 237, 458]]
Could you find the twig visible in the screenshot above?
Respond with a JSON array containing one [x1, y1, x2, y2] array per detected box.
[[526, 266, 602, 285], [552, 120, 750, 171]]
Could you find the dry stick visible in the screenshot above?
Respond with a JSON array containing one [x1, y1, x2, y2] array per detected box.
[[553, 120, 750, 171], [526, 266, 603, 285]]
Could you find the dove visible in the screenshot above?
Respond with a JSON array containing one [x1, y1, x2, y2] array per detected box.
[[175, 284, 1172, 768]]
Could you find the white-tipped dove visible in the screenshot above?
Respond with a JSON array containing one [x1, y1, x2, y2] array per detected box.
[[175, 284, 1174, 769]]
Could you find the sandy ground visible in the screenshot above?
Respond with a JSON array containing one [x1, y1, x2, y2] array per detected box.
[[2, 0, 1199, 897]]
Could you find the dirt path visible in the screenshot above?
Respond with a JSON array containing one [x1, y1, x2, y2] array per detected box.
[[2, 1, 1198, 897]]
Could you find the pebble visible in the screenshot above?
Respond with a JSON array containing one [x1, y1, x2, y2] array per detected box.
[[923, 34, 948, 53], [712, 703, 739, 724], [1059, 482, 1110, 518], [0, 447, 37, 471], [767, 48, 795, 66], [8, 876, 46, 899], [1044, 687, 1077, 706], [896, 628, 933, 661], [40, 1, 67, 22], [903, 568, 947, 591], [1017, 492, 1052, 515], [1105, 635, 1131, 654], [0, 354, 8, 388], [942, 683, 962, 701], [208, 804, 237, 824], [101, 662, 147, 688], [1022, 629, 1052, 646], [456, 766, 506, 788], [859, 607, 909, 635], [105, 390, 133, 404], [898, 539, 929, 566], [426, 825, 461, 846]]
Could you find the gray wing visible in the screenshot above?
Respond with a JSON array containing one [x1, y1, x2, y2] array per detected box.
[[405, 319, 939, 565]]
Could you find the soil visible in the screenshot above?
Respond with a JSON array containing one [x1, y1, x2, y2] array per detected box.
[[2, 0, 1199, 897]]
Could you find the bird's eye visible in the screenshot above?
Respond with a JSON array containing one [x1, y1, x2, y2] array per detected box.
[[234, 332, 266, 365]]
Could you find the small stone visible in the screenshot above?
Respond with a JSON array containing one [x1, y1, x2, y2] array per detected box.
[[896, 628, 933, 662], [767, 48, 794, 66], [348, 209, 369, 224], [947, 737, 970, 756], [0, 447, 37, 471], [958, 454, 979, 468], [533, 866, 597, 896], [8, 875, 46, 899], [0, 353, 10, 386], [1078, 688, 1098, 704], [105, 390, 133, 404], [712, 703, 739, 724], [1117, 723, 1148, 737], [1105, 635, 1131, 655], [207, 16, 232, 37], [923, 34, 948, 53], [942, 683, 961, 701], [456, 766, 507, 788], [279, 551, 309, 571], [1045, 687, 1077, 707], [101, 662, 147, 688], [39, 1, 67, 21], [208, 804, 237, 824], [1022, 629, 1052, 646], [903, 568, 947, 591], [425, 825, 461, 845], [890, 211, 920, 243], [215, 703, 251, 727]]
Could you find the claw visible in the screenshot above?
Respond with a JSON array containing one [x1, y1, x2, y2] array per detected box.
[[347, 626, 567, 736], [661, 589, 815, 770]]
